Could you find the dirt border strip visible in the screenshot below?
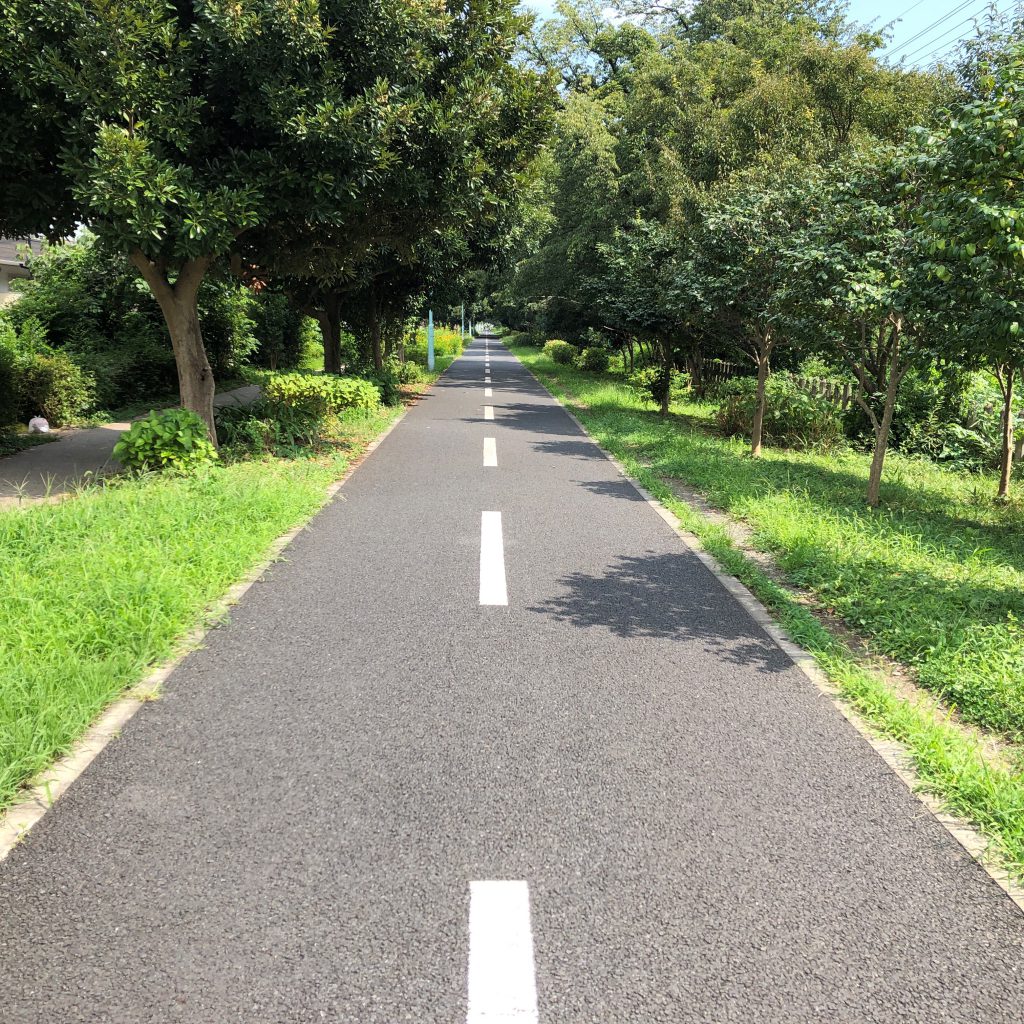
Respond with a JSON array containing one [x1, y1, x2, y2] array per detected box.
[[513, 350, 1024, 917], [0, 390, 422, 863]]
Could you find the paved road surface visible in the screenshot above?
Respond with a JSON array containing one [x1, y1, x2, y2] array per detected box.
[[0, 384, 261, 503], [1, 339, 1023, 1022]]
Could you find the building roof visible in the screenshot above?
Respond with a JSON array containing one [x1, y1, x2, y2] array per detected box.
[[0, 236, 43, 267]]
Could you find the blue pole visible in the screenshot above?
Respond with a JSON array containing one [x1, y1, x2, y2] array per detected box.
[[461, 303, 465, 341], [428, 309, 435, 371]]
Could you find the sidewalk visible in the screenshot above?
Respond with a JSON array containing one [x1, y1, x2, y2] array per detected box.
[[0, 385, 261, 504]]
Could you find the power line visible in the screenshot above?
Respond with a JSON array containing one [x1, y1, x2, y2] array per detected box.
[[899, 8, 989, 62], [886, 0, 986, 57], [912, 0, 1018, 65]]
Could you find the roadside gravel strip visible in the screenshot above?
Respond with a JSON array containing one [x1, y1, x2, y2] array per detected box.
[[2, 338, 1024, 1022]]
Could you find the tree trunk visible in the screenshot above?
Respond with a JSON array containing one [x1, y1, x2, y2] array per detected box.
[[626, 339, 634, 373], [866, 387, 898, 508], [995, 363, 1016, 501], [750, 351, 770, 458], [370, 287, 383, 372], [863, 327, 907, 508], [129, 251, 217, 444], [659, 337, 672, 416], [318, 293, 343, 374], [686, 343, 704, 399]]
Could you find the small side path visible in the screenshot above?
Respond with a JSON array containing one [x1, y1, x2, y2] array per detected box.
[[0, 385, 261, 505]]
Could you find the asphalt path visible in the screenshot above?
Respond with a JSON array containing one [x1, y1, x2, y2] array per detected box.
[[2, 337, 1023, 1022]]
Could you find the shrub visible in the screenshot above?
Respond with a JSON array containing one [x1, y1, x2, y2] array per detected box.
[[262, 372, 382, 416], [0, 322, 20, 428], [18, 351, 95, 426], [576, 347, 610, 372], [405, 324, 464, 366], [626, 365, 689, 407], [216, 400, 322, 456], [114, 408, 218, 474], [543, 339, 575, 364], [359, 361, 401, 406], [397, 360, 427, 384], [716, 374, 844, 450]]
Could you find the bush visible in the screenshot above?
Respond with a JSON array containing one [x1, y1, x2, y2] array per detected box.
[[626, 365, 689, 407], [262, 371, 382, 416], [576, 347, 610, 372], [216, 400, 323, 457], [543, 340, 575, 364], [114, 408, 218, 474], [359, 361, 401, 406], [405, 324, 464, 366], [18, 351, 95, 426], [397, 360, 427, 384], [716, 374, 844, 450]]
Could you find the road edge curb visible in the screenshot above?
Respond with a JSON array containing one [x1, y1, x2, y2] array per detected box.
[[0, 397, 416, 863], [511, 348, 1024, 917]]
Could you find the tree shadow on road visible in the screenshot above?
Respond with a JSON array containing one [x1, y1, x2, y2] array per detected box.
[[529, 550, 793, 675]]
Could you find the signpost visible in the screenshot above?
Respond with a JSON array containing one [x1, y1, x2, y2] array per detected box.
[[428, 309, 435, 371]]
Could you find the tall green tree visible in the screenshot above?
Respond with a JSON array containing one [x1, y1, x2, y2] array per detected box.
[[914, 45, 1024, 499]]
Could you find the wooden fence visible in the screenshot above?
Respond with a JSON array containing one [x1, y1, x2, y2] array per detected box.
[[701, 358, 856, 411]]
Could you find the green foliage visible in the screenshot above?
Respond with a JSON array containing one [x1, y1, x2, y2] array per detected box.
[[626, 365, 688, 407], [262, 372, 382, 418], [544, 339, 576, 364], [250, 293, 310, 372], [16, 350, 95, 426], [0, 443, 394, 811], [197, 280, 259, 378], [405, 326, 465, 366], [216, 400, 322, 457], [397, 361, 427, 384], [716, 375, 845, 451], [114, 408, 218, 474], [358, 362, 401, 407], [576, 346, 610, 371]]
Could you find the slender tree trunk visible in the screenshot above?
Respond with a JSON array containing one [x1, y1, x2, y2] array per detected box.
[[370, 287, 383, 372], [749, 331, 774, 458], [130, 251, 217, 444], [686, 343, 704, 399], [866, 386, 899, 508], [995, 363, 1016, 500], [626, 339, 634, 373], [863, 325, 907, 508], [659, 337, 672, 416]]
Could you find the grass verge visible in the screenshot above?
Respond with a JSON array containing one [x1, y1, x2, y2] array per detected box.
[[511, 343, 1024, 878], [0, 404, 398, 812]]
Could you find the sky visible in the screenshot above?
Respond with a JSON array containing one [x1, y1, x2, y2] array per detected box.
[[518, 0, 1016, 66]]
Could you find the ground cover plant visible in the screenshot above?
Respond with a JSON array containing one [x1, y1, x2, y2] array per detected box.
[[0, 397, 404, 812], [511, 341, 1024, 871]]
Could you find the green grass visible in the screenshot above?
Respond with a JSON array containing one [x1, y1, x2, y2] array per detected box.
[[0, 405, 397, 811], [511, 343, 1024, 876]]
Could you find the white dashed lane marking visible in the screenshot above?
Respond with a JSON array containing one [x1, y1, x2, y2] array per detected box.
[[466, 880, 538, 1023]]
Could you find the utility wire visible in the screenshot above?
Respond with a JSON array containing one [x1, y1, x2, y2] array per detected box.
[[899, 8, 990, 62], [913, 0, 1017, 65], [886, 0, 986, 57]]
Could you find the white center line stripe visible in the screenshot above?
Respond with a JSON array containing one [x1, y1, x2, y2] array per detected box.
[[467, 881, 538, 1023], [485, 387, 493, 397], [484, 406, 494, 421], [478, 513, 508, 606], [483, 437, 497, 467]]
